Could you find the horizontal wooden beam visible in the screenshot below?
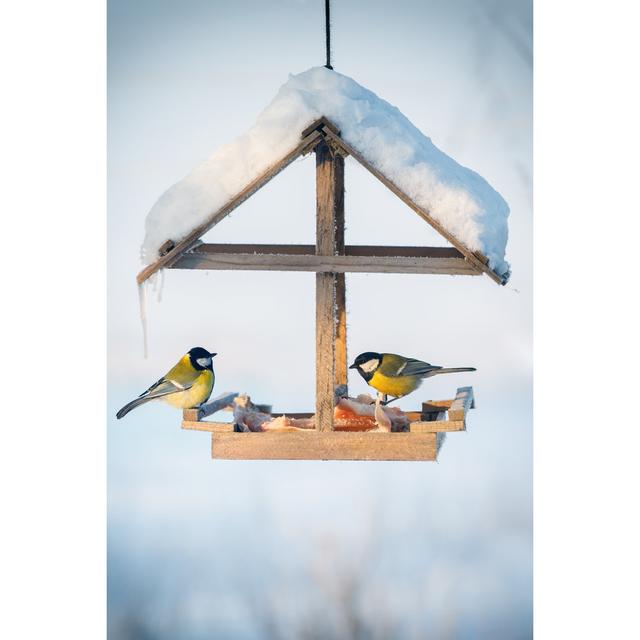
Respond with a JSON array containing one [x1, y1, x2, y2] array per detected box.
[[170, 246, 480, 276], [211, 431, 441, 461], [410, 417, 464, 433], [177, 243, 466, 258], [182, 420, 234, 433]]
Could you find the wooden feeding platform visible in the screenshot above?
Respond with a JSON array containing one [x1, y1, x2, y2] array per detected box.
[[138, 117, 495, 461], [181, 387, 474, 461]]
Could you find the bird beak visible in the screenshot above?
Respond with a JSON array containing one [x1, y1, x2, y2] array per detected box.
[[348, 363, 357, 369], [210, 352, 217, 358]]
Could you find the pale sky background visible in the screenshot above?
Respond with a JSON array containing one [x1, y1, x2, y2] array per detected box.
[[108, 1, 532, 638]]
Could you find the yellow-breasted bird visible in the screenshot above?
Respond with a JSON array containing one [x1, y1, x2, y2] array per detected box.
[[116, 347, 216, 419], [349, 351, 475, 404]]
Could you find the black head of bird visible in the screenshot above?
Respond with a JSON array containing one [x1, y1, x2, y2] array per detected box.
[[188, 347, 216, 371], [349, 351, 382, 381]]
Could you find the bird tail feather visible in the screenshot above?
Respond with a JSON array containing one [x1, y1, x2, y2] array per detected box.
[[425, 367, 476, 378], [116, 395, 156, 420]]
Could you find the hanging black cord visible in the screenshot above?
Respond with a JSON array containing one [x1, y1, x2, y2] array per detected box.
[[324, 0, 333, 69]]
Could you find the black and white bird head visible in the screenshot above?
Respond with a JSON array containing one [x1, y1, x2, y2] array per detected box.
[[188, 347, 217, 371], [349, 351, 382, 381]]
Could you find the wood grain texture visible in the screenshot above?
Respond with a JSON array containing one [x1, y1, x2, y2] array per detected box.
[[316, 272, 335, 431], [333, 152, 348, 390], [316, 141, 338, 255], [182, 420, 234, 433], [211, 431, 438, 460], [335, 272, 347, 386], [447, 386, 475, 422], [170, 252, 479, 275], [136, 130, 323, 284], [179, 244, 467, 258], [315, 141, 338, 431], [409, 416, 465, 433]]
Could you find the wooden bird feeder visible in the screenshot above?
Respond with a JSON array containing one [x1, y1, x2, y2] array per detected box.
[[137, 118, 501, 461]]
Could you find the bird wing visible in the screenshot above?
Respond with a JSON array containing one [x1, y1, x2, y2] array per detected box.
[[391, 357, 442, 378], [139, 376, 193, 400], [138, 355, 204, 400]]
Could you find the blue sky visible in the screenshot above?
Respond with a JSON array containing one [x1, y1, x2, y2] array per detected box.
[[108, 1, 532, 637]]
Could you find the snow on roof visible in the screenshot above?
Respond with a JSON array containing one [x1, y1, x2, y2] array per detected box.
[[142, 67, 510, 277]]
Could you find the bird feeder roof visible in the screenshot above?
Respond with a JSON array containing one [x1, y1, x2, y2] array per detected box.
[[140, 67, 510, 284]]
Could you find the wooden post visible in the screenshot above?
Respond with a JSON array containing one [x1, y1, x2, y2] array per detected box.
[[333, 153, 348, 391], [315, 140, 344, 431]]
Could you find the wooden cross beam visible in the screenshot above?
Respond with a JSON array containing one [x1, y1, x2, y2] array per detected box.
[[169, 244, 480, 275]]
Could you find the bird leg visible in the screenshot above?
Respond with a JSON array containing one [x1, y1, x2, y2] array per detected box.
[[381, 396, 400, 406]]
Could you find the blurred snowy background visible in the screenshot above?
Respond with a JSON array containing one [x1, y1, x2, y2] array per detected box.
[[108, 0, 532, 638]]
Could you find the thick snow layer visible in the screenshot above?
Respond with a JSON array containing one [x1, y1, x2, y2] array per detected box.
[[143, 67, 510, 277]]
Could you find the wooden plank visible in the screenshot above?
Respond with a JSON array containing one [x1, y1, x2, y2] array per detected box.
[[333, 152, 347, 390], [410, 417, 465, 433], [211, 431, 438, 461], [182, 408, 200, 422], [410, 387, 474, 432], [182, 420, 234, 433], [182, 244, 466, 258], [318, 126, 506, 285], [315, 140, 338, 432], [447, 386, 475, 422], [170, 252, 480, 275], [335, 272, 347, 385], [136, 130, 323, 285], [316, 277, 336, 430]]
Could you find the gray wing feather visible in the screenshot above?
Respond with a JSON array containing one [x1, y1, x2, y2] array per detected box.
[[139, 377, 190, 400], [399, 358, 443, 377], [116, 377, 193, 420]]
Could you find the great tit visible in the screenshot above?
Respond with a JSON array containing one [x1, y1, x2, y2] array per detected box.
[[116, 347, 216, 419], [349, 352, 475, 404]]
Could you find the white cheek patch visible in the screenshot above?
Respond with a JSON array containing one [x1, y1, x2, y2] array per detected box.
[[196, 357, 212, 368], [360, 359, 380, 373]]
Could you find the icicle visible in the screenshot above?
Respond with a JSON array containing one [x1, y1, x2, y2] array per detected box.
[[157, 268, 165, 303], [138, 281, 149, 358]]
